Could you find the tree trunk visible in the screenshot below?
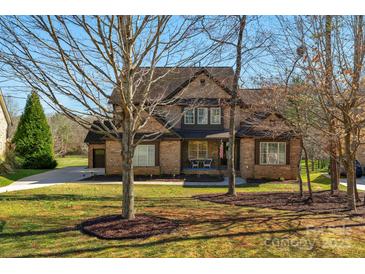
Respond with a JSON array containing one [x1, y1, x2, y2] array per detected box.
[[122, 160, 135, 220], [324, 15, 340, 195], [121, 128, 136, 220], [227, 105, 236, 196], [297, 150, 303, 197], [329, 139, 339, 195], [227, 16, 246, 196], [354, 174, 361, 202], [301, 139, 313, 199], [344, 131, 356, 211], [311, 158, 314, 171]]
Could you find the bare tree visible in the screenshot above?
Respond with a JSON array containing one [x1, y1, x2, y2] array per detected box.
[[275, 15, 365, 210], [0, 16, 209, 219], [201, 16, 271, 196], [49, 113, 88, 156]]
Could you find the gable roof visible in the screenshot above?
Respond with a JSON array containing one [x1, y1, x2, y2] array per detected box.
[[109, 67, 235, 104], [84, 118, 181, 144], [236, 112, 297, 139], [0, 89, 12, 125]]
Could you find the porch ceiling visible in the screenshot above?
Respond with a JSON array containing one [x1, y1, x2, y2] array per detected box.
[[175, 129, 231, 139]]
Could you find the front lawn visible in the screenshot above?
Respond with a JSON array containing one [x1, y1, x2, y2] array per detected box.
[[1, 173, 365, 258], [55, 155, 87, 168], [0, 169, 50, 187]]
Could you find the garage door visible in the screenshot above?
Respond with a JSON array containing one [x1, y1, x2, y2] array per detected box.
[[93, 149, 105, 168]]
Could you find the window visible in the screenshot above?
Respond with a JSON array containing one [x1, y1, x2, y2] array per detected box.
[[259, 142, 286, 165], [210, 108, 221, 124], [188, 141, 208, 159], [184, 108, 195, 124], [133, 144, 156, 166], [197, 108, 208, 124]]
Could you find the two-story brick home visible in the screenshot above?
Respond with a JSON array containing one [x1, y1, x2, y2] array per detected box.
[[84, 67, 301, 180]]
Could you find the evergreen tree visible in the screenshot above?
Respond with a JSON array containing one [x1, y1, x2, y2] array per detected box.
[[13, 92, 57, 169]]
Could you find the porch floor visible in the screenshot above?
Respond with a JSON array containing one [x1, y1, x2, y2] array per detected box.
[[183, 167, 227, 171], [182, 167, 228, 175]]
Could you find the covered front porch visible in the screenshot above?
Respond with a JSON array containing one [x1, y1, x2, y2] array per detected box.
[[181, 139, 239, 175]]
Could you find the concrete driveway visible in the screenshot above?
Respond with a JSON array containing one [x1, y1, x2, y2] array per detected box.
[[340, 177, 365, 191], [0, 166, 246, 193], [0, 167, 104, 193]]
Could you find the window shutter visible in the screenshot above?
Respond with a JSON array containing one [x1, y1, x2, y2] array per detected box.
[[286, 140, 291, 165], [155, 142, 159, 166], [255, 139, 260, 165]]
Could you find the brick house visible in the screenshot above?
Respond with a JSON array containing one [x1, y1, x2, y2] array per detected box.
[[0, 90, 12, 158], [84, 67, 301, 180]]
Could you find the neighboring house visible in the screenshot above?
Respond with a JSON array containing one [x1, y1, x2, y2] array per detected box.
[[84, 67, 301, 180], [355, 137, 365, 167], [0, 90, 12, 158]]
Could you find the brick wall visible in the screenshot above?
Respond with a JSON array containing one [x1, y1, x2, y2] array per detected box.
[[0, 106, 8, 158], [105, 140, 123, 175], [240, 137, 301, 180], [160, 140, 181, 174], [101, 140, 182, 176]]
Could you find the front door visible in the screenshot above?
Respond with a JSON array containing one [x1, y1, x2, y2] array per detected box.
[[93, 149, 105, 168], [219, 141, 228, 166]]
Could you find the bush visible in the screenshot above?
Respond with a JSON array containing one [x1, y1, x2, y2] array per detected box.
[[21, 155, 57, 169], [0, 146, 20, 174], [12, 92, 57, 169]]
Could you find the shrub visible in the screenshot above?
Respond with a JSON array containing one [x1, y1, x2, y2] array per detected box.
[[12, 92, 57, 169], [0, 145, 20, 174]]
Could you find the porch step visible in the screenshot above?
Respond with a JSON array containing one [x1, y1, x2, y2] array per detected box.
[[182, 169, 228, 175]]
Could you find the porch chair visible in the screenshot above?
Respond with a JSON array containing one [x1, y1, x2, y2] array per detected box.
[[203, 159, 213, 169], [190, 159, 199, 169]]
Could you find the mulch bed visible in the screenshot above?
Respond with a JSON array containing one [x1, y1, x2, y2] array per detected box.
[[80, 214, 180, 240], [194, 191, 365, 215], [246, 178, 297, 184]]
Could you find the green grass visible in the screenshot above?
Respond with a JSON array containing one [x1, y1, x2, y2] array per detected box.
[[0, 169, 50, 187], [0, 155, 87, 187], [1, 172, 365, 258], [55, 155, 87, 168]]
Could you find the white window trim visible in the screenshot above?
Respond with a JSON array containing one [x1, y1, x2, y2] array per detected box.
[[197, 107, 208, 125], [184, 108, 195, 125], [259, 142, 286, 165], [210, 107, 221, 125], [188, 141, 208, 160], [133, 144, 156, 167]]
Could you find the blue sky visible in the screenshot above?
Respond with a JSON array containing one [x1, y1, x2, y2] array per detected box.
[[0, 16, 295, 116]]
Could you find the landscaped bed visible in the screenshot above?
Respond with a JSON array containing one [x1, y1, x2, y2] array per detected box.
[[81, 214, 179, 240], [194, 190, 365, 214]]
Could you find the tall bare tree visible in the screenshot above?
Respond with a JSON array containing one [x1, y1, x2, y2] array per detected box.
[[201, 16, 270, 196], [0, 16, 209, 219], [276, 15, 365, 210]]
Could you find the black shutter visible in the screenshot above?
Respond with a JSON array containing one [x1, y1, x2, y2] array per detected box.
[[286, 140, 291, 165], [255, 139, 260, 165], [155, 142, 160, 166]]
